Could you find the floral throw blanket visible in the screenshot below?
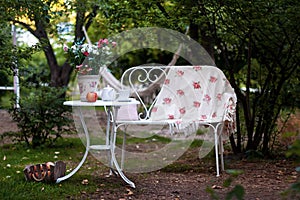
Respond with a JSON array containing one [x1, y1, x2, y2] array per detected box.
[[150, 66, 237, 135]]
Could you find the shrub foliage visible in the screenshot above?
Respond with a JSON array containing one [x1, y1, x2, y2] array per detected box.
[[9, 86, 74, 147]]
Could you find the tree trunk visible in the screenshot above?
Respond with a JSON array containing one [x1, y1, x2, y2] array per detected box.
[[14, 2, 99, 88], [235, 103, 242, 153], [50, 63, 73, 87], [33, 20, 73, 87]]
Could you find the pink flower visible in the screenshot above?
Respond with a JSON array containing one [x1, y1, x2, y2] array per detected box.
[[193, 66, 202, 71], [152, 107, 158, 112], [176, 70, 184, 76], [83, 51, 89, 56], [201, 115, 207, 120], [103, 39, 109, 44], [179, 107, 186, 114], [177, 89, 184, 96], [216, 93, 222, 101], [97, 38, 109, 47], [193, 81, 201, 89], [168, 114, 174, 119], [76, 64, 93, 74], [97, 40, 102, 48], [193, 101, 201, 108], [203, 94, 211, 103], [112, 41, 117, 47], [209, 76, 217, 83], [63, 44, 69, 52], [163, 98, 172, 104], [164, 79, 170, 85], [212, 112, 217, 118], [89, 81, 98, 87], [76, 64, 83, 70]]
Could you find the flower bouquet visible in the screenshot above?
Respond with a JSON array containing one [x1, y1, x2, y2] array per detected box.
[[63, 38, 116, 101], [63, 38, 117, 75]]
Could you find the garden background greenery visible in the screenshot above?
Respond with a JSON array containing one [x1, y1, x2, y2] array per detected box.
[[0, 0, 299, 199]]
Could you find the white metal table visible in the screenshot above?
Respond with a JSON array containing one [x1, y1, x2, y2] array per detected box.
[[57, 99, 139, 188]]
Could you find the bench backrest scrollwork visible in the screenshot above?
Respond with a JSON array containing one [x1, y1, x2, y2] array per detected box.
[[120, 66, 169, 120]]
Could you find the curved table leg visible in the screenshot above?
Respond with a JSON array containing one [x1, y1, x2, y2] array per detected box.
[[110, 106, 135, 188], [110, 151, 135, 188], [56, 146, 89, 183], [56, 107, 90, 183]]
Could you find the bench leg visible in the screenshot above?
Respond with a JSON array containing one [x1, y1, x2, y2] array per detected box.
[[212, 122, 224, 177], [121, 130, 127, 170], [219, 133, 224, 171], [214, 126, 220, 177]]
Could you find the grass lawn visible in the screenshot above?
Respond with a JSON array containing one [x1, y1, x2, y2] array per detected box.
[[0, 134, 207, 200], [2, 133, 298, 199], [0, 138, 106, 200]]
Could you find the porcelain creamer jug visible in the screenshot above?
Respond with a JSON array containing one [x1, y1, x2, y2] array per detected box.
[[100, 85, 116, 101]]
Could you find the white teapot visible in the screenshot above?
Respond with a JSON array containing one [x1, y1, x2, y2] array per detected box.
[[99, 85, 116, 101]]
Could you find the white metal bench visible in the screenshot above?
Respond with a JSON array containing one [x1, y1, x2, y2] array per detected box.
[[115, 65, 237, 176]]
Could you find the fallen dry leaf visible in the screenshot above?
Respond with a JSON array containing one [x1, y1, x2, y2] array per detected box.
[[212, 185, 222, 189], [125, 188, 134, 195], [81, 179, 89, 185]]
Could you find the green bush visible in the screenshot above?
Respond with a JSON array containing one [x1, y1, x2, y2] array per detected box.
[[8, 86, 74, 148], [284, 139, 300, 198], [206, 169, 245, 200]]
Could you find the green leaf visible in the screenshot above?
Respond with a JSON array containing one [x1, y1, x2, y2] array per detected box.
[[225, 185, 245, 200], [223, 177, 233, 187], [226, 169, 244, 177]]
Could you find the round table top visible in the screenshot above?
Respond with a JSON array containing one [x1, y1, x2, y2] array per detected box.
[[63, 98, 140, 107]]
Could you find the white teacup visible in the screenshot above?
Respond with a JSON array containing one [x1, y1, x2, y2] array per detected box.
[[116, 89, 131, 101]]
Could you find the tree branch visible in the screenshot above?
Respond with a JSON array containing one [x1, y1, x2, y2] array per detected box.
[[12, 19, 37, 38], [84, 5, 99, 30], [156, 2, 170, 19]]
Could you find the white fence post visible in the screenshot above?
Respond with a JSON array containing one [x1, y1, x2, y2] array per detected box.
[[0, 24, 20, 108], [13, 68, 20, 109]]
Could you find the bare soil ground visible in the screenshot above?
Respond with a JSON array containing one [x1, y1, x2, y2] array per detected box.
[[0, 110, 19, 134], [77, 150, 299, 200], [1, 110, 299, 199]]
